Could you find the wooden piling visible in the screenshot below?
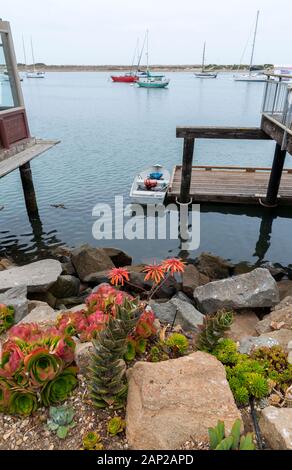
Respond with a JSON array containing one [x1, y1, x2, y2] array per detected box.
[[179, 138, 194, 203], [265, 143, 287, 206], [19, 162, 39, 218]]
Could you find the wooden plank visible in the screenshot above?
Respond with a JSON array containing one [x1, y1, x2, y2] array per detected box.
[[0, 139, 59, 178], [176, 126, 271, 140]]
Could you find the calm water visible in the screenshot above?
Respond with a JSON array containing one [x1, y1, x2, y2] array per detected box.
[[0, 72, 292, 267]]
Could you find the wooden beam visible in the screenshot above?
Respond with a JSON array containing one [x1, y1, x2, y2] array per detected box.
[[179, 138, 194, 203], [265, 143, 287, 206], [176, 126, 271, 140], [261, 114, 292, 155], [19, 162, 39, 218]]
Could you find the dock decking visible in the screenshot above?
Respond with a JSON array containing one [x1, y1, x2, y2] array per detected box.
[[167, 165, 292, 205]]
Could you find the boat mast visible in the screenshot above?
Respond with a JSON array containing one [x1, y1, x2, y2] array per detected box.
[[22, 35, 27, 71], [146, 29, 149, 74], [30, 36, 36, 72], [202, 42, 206, 73], [136, 31, 147, 71], [249, 10, 259, 74]]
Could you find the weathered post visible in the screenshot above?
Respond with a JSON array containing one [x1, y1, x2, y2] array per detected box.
[[19, 162, 39, 218], [265, 143, 287, 206], [179, 138, 194, 203]]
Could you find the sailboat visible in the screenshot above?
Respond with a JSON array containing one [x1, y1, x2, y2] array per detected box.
[[234, 11, 266, 82], [194, 42, 217, 78], [111, 37, 147, 83], [26, 37, 45, 78], [137, 31, 170, 88]]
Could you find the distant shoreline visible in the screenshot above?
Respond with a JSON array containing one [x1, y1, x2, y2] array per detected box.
[[16, 64, 273, 73]]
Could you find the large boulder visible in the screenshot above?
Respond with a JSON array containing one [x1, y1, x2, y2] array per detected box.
[[126, 351, 242, 450], [150, 295, 204, 331], [194, 252, 233, 280], [71, 244, 114, 282], [102, 247, 132, 267], [260, 407, 292, 449], [49, 275, 80, 298], [256, 305, 292, 335], [239, 335, 280, 355], [0, 286, 28, 323], [0, 259, 62, 293], [194, 268, 279, 314], [181, 264, 209, 298]]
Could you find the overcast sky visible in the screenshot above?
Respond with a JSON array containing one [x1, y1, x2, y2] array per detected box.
[[2, 0, 291, 65]]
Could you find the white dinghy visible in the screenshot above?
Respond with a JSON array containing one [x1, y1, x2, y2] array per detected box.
[[130, 164, 170, 205]]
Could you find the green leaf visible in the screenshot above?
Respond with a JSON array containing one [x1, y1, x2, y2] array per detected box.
[[215, 435, 234, 450], [47, 420, 59, 431], [230, 419, 241, 449], [239, 433, 255, 450], [57, 426, 68, 439], [215, 420, 225, 442], [208, 428, 219, 450]]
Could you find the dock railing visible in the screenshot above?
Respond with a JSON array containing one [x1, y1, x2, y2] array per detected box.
[[262, 74, 292, 130]]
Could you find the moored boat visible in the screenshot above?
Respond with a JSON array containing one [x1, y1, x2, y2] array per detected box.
[[130, 164, 170, 205], [111, 73, 138, 83], [26, 37, 45, 78], [136, 31, 170, 89], [194, 42, 217, 79]]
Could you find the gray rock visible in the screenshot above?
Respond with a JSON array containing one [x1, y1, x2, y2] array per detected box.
[[194, 268, 279, 314], [182, 264, 209, 298], [273, 296, 292, 311], [61, 260, 76, 276], [194, 252, 233, 280], [49, 275, 80, 298], [71, 244, 114, 282], [260, 329, 292, 351], [226, 310, 259, 342], [150, 296, 204, 331], [260, 406, 292, 449], [0, 259, 62, 293], [102, 247, 132, 267], [75, 341, 94, 375], [0, 286, 28, 323], [239, 335, 279, 355], [256, 306, 292, 335], [20, 305, 58, 325]]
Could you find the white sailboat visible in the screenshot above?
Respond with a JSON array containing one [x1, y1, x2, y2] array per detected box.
[[234, 10, 266, 82], [137, 31, 170, 88], [194, 42, 217, 79], [26, 37, 45, 78]]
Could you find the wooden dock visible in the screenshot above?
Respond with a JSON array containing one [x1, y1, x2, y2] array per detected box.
[[167, 165, 292, 205]]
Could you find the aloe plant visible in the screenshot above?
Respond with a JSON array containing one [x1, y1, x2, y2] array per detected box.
[[208, 419, 255, 450], [47, 405, 76, 439]]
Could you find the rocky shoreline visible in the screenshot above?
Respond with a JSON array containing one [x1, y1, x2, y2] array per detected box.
[[0, 246, 292, 450]]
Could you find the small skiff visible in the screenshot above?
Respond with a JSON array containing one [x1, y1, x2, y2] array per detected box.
[[130, 164, 170, 205]]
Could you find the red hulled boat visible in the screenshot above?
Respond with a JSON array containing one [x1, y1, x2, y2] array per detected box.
[[111, 73, 138, 83]]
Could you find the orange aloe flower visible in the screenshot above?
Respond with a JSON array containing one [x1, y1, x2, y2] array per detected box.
[[108, 267, 130, 286], [143, 263, 165, 284], [161, 258, 186, 276]]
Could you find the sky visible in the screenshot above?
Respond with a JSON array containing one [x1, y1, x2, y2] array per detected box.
[[1, 0, 292, 65]]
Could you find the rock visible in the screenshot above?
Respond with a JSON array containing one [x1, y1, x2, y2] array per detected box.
[[27, 300, 51, 313], [150, 296, 204, 331], [55, 294, 89, 308], [260, 329, 292, 351], [233, 262, 253, 276], [0, 286, 28, 323], [75, 342, 94, 375], [0, 259, 62, 293], [28, 291, 57, 308], [226, 310, 259, 342], [49, 275, 80, 298], [194, 268, 279, 314], [83, 270, 109, 285], [273, 296, 292, 311], [288, 340, 292, 351], [260, 406, 292, 449], [61, 260, 76, 276], [126, 351, 242, 450], [256, 306, 292, 335], [173, 291, 194, 305], [288, 352, 292, 365], [194, 252, 233, 280], [182, 264, 209, 298], [71, 244, 114, 282], [260, 262, 286, 281], [126, 265, 177, 299], [102, 247, 132, 267], [239, 335, 280, 355], [0, 258, 14, 271], [277, 280, 292, 300], [20, 305, 58, 326]]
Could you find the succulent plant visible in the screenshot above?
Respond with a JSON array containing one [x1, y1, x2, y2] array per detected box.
[[89, 297, 141, 409], [107, 416, 126, 436], [83, 431, 104, 450], [166, 333, 189, 356], [0, 323, 78, 416], [47, 405, 76, 439], [208, 419, 255, 450], [0, 304, 15, 334], [196, 310, 234, 352]]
